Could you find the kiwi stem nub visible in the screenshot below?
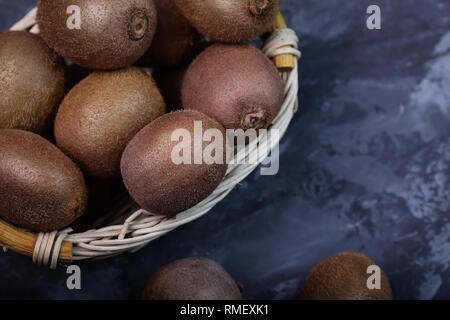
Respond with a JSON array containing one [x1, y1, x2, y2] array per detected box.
[[241, 107, 267, 130], [248, 0, 271, 17], [128, 10, 149, 41]]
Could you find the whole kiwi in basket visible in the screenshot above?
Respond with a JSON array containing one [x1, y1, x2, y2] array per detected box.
[[298, 252, 392, 300], [182, 44, 284, 131], [121, 110, 228, 217], [37, 0, 157, 70], [142, 258, 243, 300], [54, 67, 166, 179], [0, 31, 67, 135], [174, 0, 281, 43], [0, 129, 87, 232]]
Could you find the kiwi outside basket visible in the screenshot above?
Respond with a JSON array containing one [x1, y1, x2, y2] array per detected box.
[[0, 7, 301, 269]]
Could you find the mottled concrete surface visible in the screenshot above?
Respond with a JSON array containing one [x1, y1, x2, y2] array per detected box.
[[1, 0, 450, 300]]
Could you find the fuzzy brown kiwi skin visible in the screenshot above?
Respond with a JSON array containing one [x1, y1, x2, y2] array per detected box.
[[298, 252, 392, 300], [138, 0, 200, 68], [54, 67, 166, 179], [174, 0, 280, 43], [0, 31, 68, 135], [121, 110, 228, 217], [142, 258, 243, 300], [0, 129, 87, 232], [37, 0, 157, 70], [182, 44, 284, 130]]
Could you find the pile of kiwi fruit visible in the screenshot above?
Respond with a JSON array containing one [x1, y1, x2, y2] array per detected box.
[[0, 0, 284, 231], [0, 0, 394, 301]]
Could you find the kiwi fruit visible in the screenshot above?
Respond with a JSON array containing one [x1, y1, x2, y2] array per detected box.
[[0, 31, 67, 135], [298, 252, 392, 300], [54, 66, 166, 179], [174, 0, 281, 43], [0, 129, 87, 232], [37, 0, 157, 70], [153, 64, 189, 112], [139, 0, 199, 68], [182, 44, 284, 130], [121, 110, 227, 217], [142, 258, 243, 300]]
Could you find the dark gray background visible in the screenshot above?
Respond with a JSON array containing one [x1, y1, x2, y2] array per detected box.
[[1, 0, 450, 300]]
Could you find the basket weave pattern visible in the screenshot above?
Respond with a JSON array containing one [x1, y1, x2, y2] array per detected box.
[[4, 7, 301, 269]]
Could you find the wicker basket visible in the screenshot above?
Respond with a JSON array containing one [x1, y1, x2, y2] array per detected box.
[[0, 7, 301, 269]]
